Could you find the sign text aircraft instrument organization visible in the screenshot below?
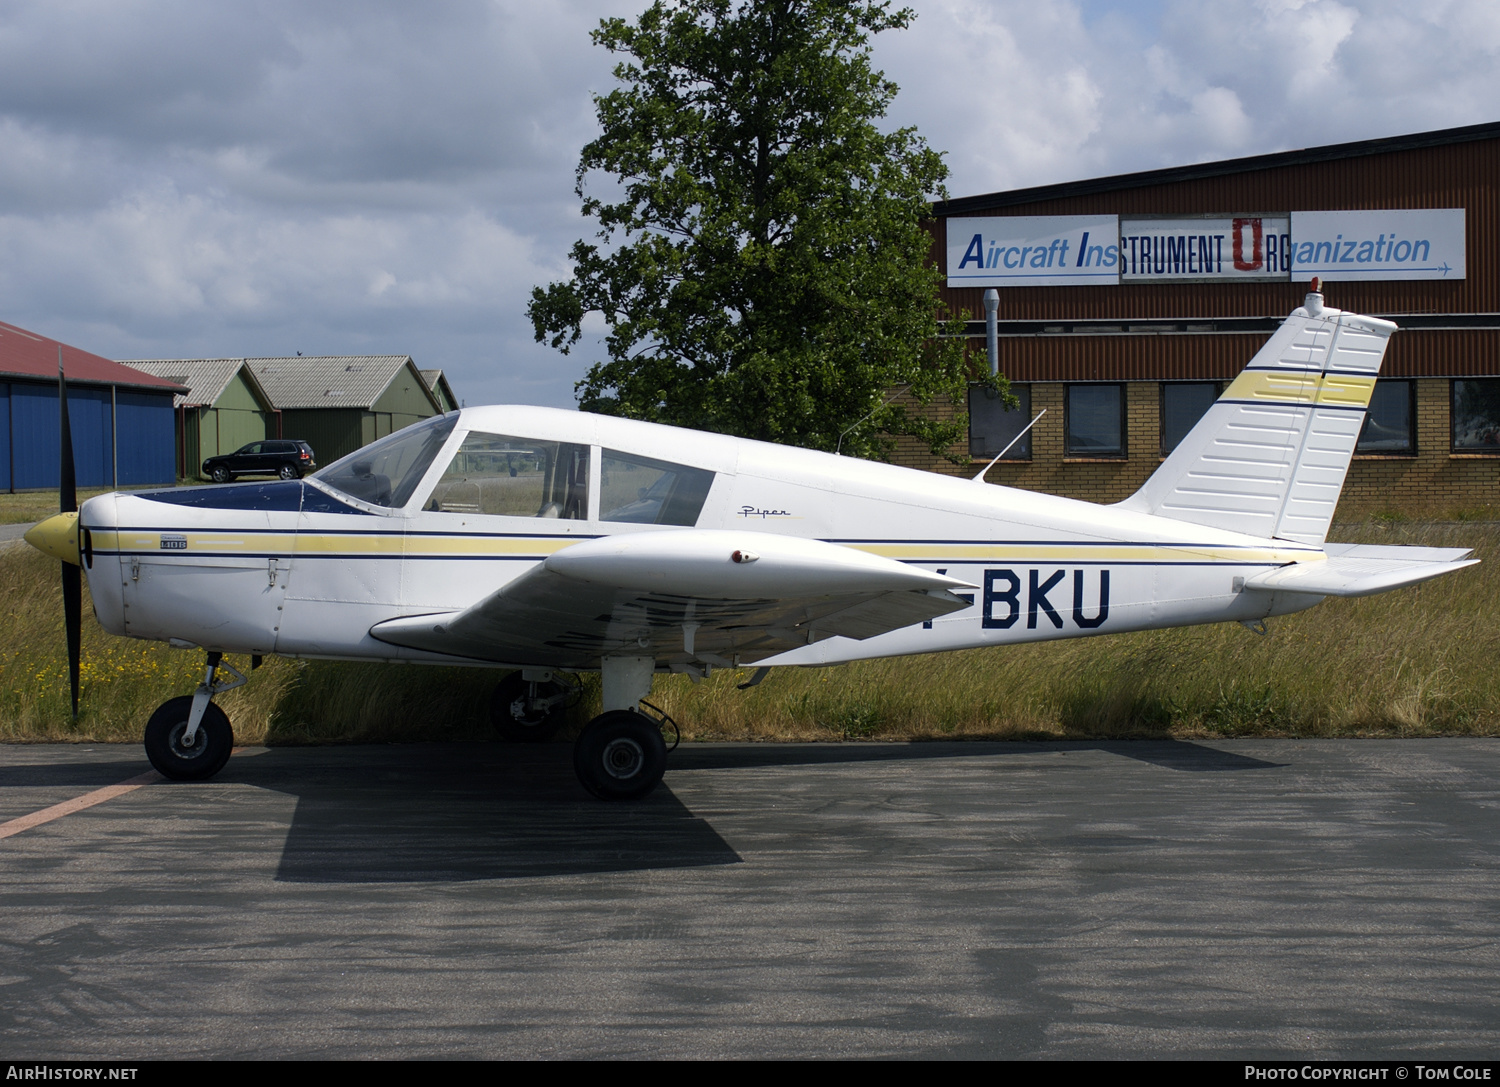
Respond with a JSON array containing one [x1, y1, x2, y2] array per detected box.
[[947, 209, 1466, 287]]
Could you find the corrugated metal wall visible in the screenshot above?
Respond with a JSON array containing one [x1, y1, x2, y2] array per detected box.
[[0, 385, 9, 490], [113, 389, 174, 487], [281, 409, 363, 467], [0, 380, 175, 490], [989, 328, 1500, 382]]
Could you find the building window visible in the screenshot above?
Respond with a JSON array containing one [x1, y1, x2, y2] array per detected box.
[[1161, 383, 1221, 454], [1452, 380, 1500, 453], [1066, 384, 1125, 457], [1357, 380, 1415, 454], [969, 383, 1032, 460]]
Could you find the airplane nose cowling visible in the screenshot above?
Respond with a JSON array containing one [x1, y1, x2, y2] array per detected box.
[[25, 511, 81, 565]]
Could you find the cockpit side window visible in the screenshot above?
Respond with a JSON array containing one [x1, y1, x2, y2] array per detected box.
[[314, 412, 458, 509], [600, 450, 714, 526], [423, 432, 589, 519]]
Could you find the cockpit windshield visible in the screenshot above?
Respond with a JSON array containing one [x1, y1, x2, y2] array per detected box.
[[312, 413, 459, 508]]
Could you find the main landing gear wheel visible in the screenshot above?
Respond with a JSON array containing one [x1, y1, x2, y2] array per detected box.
[[573, 710, 667, 801], [144, 696, 234, 781], [490, 672, 570, 742]]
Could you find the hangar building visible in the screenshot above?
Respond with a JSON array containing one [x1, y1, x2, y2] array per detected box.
[[126, 359, 278, 482], [901, 121, 1500, 518], [0, 320, 182, 491], [124, 354, 451, 477], [245, 354, 445, 466]]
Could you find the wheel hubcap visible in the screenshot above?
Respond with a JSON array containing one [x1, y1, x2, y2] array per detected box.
[[601, 737, 644, 779], [168, 723, 208, 761]]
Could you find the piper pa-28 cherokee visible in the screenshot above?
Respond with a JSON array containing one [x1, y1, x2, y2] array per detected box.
[[25, 285, 1478, 799]]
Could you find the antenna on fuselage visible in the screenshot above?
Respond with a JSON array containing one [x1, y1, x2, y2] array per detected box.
[[835, 384, 910, 456], [971, 408, 1046, 483]]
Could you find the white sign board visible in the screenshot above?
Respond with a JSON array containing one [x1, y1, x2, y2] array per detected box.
[[946, 215, 1119, 287], [1119, 217, 1291, 281], [1291, 209, 1465, 281]]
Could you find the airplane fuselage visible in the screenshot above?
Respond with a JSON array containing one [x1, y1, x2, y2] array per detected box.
[[79, 405, 1325, 673]]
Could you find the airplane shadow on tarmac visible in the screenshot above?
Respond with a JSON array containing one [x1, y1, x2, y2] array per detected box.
[[0, 740, 1283, 885], [252, 740, 1282, 884]]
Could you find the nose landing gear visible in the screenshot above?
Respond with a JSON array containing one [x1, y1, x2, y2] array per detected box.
[[489, 670, 578, 742], [144, 651, 246, 781]]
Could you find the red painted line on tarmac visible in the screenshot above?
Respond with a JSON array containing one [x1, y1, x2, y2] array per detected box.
[[0, 770, 163, 839], [0, 746, 268, 840]]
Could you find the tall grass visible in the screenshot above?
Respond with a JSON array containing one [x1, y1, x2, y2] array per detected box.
[[1, 519, 1497, 745]]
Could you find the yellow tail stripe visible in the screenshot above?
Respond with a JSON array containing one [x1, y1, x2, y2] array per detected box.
[[1222, 370, 1376, 408]]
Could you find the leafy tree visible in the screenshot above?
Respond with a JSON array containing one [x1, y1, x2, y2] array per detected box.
[[529, 0, 994, 459]]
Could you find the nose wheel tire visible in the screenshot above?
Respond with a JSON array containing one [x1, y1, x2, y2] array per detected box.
[[144, 696, 234, 781], [490, 672, 568, 742], [573, 710, 667, 801]]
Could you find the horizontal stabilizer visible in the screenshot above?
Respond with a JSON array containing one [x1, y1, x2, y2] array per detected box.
[[1243, 544, 1476, 597]]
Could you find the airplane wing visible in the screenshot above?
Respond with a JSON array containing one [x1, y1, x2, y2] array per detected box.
[[369, 530, 976, 670], [1242, 543, 1477, 597]]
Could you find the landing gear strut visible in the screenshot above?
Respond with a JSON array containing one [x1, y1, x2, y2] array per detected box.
[[490, 670, 576, 742], [144, 651, 244, 781], [572, 656, 668, 801]]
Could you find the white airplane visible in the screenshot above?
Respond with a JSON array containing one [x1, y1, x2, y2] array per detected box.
[[25, 285, 1478, 799]]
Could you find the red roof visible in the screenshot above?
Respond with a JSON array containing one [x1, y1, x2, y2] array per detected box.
[[0, 319, 186, 392]]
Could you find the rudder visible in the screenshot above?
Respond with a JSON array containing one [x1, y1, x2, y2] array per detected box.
[[1115, 288, 1397, 544]]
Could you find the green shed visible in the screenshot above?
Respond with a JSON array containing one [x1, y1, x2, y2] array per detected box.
[[420, 369, 459, 412], [124, 359, 276, 481], [246, 355, 446, 466]]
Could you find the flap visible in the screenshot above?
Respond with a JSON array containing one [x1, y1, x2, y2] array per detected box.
[[370, 530, 975, 669]]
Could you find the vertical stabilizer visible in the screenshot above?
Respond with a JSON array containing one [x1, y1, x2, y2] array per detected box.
[[1115, 289, 1397, 544]]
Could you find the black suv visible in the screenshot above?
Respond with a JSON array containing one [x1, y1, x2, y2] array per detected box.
[[202, 440, 316, 483]]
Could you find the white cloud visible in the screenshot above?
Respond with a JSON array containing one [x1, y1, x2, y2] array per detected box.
[[0, 0, 1493, 409], [880, 0, 1500, 197]]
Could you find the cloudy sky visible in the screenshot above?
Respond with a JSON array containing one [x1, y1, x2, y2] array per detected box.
[[0, 0, 1496, 407]]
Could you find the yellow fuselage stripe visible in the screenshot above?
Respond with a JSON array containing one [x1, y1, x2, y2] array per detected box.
[[94, 530, 1310, 565]]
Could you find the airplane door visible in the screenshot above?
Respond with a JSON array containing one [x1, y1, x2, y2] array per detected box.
[[275, 503, 403, 658]]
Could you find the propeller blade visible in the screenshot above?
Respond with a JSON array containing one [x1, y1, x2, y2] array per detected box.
[[59, 347, 75, 514], [63, 562, 80, 720], [58, 347, 80, 720]]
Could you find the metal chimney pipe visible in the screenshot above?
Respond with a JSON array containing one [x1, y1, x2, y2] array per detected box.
[[983, 288, 999, 377]]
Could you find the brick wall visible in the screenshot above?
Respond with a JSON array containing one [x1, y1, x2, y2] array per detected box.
[[891, 377, 1500, 517], [1341, 378, 1500, 517]]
